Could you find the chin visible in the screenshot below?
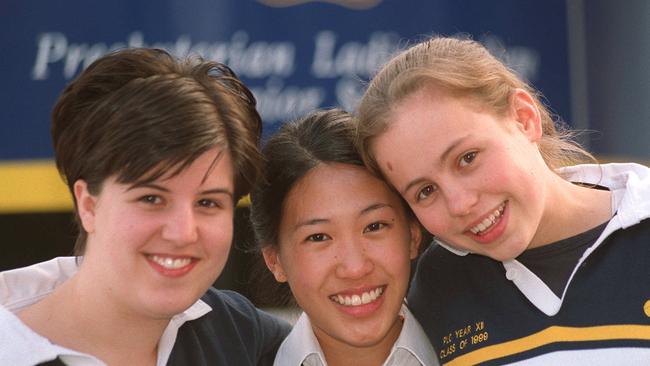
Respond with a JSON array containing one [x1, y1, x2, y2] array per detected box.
[[142, 294, 199, 319], [150, 303, 194, 319], [342, 332, 388, 348], [341, 322, 396, 347]]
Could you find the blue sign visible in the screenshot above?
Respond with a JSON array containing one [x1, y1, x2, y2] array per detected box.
[[1, 0, 570, 161]]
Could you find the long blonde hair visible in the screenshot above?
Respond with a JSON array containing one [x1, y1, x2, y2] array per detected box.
[[356, 36, 594, 174]]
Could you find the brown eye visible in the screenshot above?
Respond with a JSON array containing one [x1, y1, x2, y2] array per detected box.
[[363, 222, 387, 233], [459, 151, 478, 167], [140, 195, 162, 205], [197, 198, 219, 208], [416, 184, 437, 202], [306, 233, 330, 242]]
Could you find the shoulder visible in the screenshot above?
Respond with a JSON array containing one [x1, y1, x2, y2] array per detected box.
[[397, 306, 440, 365], [417, 243, 459, 266], [274, 312, 324, 366], [169, 289, 290, 366], [408, 244, 503, 311], [195, 288, 290, 334], [413, 243, 496, 281], [624, 217, 650, 233], [0, 306, 59, 366], [603, 217, 650, 252], [200, 288, 256, 313], [1, 257, 78, 311]]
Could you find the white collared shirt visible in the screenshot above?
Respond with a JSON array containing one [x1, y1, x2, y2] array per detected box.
[[0, 256, 211, 366], [274, 304, 439, 366]]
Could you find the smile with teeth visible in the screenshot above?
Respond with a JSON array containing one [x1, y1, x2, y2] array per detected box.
[[470, 202, 506, 235], [149, 255, 192, 269], [330, 287, 384, 307]]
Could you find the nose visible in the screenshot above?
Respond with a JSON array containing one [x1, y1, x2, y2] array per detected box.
[[161, 205, 199, 245], [444, 184, 479, 217], [334, 239, 374, 280]]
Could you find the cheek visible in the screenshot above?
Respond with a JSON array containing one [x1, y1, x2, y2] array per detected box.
[[288, 276, 317, 304], [484, 167, 512, 187], [204, 218, 234, 254], [491, 163, 539, 204], [287, 277, 320, 312], [282, 250, 329, 299], [104, 211, 152, 247], [374, 235, 414, 280], [412, 206, 448, 236], [382, 257, 412, 290]]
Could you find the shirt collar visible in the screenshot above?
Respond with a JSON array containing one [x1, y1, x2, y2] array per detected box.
[[392, 305, 439, 365], [1, 256, 81, 311], [273, 311, 327, 366], [157, 298, 211, 365], [558, 162, 650, 227], [273, 304, 437, 366], [501, 163, 650, 316], [0, 304, 101, 365], [0, 256, 212, 366]]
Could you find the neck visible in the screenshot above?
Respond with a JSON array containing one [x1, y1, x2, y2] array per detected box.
[[531, 171, 612, 248], [316, 316, 403, 366], [18, 268, 169, 366]]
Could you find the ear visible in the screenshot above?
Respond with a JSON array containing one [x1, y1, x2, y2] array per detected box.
[[509, 88, 543, 143], [261, 246, 288, 283], [73, 180, 97, 234], [408, 220, 423, 260]]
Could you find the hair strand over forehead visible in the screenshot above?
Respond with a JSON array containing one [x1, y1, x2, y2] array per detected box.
[[355, 35, 595, 175], [51, 48, 263, 255]]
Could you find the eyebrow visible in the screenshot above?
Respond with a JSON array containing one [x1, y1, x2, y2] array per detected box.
[[292, 218, 329, 231], [127, 183, 169, 192], [400, 134, 471, 196], [360, 203, 392, 215], [292, 203, 393, 230], [127, 183, 233, 198], [200, 188, 234, 199]]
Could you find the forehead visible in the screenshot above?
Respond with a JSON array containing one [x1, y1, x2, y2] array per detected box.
[[282, 163, 403, 219], [372, 90, 484, 189], [124, 145, 231, 183], [171, 148, 234, 184], [114, 148, 236, 194]]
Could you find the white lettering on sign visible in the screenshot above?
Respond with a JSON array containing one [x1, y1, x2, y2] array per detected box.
[[31, 31, 294, 80], [29, 30, 539, 126], [311, 30, 399, 78]]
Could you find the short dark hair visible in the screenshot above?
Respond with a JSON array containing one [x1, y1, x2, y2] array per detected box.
[[52, 48, 263, 255]]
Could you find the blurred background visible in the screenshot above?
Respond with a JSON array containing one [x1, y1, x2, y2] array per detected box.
[[1, 0, 649, 304]]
